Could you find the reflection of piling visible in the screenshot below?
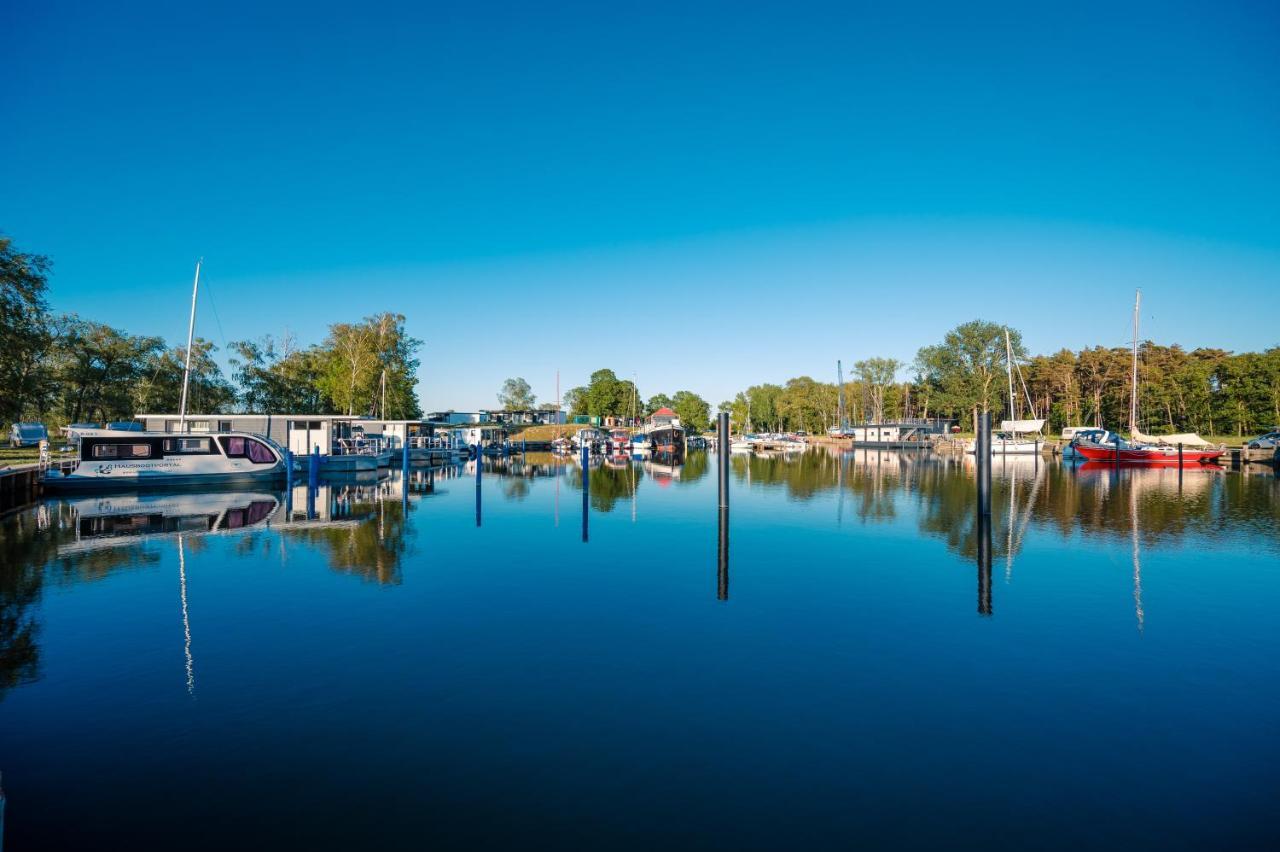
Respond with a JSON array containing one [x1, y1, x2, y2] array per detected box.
[[475, 444, 483, 526], [977, 509, 992, 616], [581, 443, 590, 543], [717, 412, 730, 509], [717, 507, 729, 601], [976, 412, 992, 516]]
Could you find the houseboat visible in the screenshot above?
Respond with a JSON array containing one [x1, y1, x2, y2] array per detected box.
[[647, 408, 686, 456], [41, 430, 288, 491], [571, 427, 604, 452], [847, 422, 938, 449]]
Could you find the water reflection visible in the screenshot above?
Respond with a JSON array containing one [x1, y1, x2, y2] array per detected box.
[[1, 452, 1277, 703]]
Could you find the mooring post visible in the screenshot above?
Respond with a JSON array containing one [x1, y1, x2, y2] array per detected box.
[[717, 506, 730, 601], [977, 412, 992, 516], [977, 508, 993, 616], [717, 412, 730, 510], [1114, 434, 1121, 467], [1178, 442, 1184, 467], [285, 449, 293, 490], [308, 444, 319, 490]]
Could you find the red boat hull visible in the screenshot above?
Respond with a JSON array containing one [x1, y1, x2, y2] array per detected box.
[[1072, 443, 1223, 464]]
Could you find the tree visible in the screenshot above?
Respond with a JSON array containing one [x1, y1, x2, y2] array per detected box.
[[671, 390, 711, 433], [853, 358, 902, 423], [498, 377, 536, 410], [646, 393, 674, 414], [0, 235, 56, 424], [316, 313, 421, 418], [915, 321, 1026, 428], [576, 369, 641, 418]]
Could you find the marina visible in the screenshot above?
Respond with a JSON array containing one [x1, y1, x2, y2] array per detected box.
[[1, 447, 1277, 848]]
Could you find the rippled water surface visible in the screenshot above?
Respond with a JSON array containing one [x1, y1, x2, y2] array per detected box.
[[2, 450, 1278, 849]]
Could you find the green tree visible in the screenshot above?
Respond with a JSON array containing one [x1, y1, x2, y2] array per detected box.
[[0, 235, 56, 424], [646, 393, 674, 414], [853, 358, 902, 423], [498, 377, 536, 410], [671, 390, 711, 433], [915, 321, 1027, 429]]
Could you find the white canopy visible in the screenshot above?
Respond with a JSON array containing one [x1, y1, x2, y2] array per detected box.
[[1131, 428, 1213, 447], [1000, 418, 1045, 434]]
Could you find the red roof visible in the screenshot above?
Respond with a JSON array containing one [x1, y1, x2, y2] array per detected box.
[[652, 407, 675, 416]]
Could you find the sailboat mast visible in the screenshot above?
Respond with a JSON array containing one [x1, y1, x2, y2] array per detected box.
[[837, 360, 846, 430], [1130, 289, 1141, 435], [1005, 328, 1015, 421], [177, 259, 202, 431]]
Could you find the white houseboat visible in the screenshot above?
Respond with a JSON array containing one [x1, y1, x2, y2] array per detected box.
[[41, 430, 287, 492]]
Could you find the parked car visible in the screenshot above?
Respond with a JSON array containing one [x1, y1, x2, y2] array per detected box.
[[1246, 430, 1280, 449], [9, 422, 49, 447]]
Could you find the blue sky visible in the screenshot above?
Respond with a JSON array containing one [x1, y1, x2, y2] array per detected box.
[[4, 1, 1278, 410]]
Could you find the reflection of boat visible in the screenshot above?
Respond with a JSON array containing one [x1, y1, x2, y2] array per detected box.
[[57, 491, 281, 552], [42, 431, 288, 491], [643, 453, 682, 483]]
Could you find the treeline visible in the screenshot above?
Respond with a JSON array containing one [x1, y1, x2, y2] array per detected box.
[[0, 235, 422, 427], [561, 369, 713, 432], [724, 320, 1280, 436]]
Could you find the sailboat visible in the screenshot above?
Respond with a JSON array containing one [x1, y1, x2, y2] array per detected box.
[[966, 329, 1044, 455], [42, 261, 289, 490], [1071, 291, 1224, 465]]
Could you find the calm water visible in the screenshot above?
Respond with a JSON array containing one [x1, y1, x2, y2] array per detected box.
[[2, 449, 1278, 849]]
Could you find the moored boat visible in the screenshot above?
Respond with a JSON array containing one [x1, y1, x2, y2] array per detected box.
[[646, 408, 685, 456], [41, 430, 288, 491]]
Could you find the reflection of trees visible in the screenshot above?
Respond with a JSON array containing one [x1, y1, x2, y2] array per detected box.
[[677, 450, 709, 484], [566, 463, 644, 513], [282, 493, 409, 585], [1, 513, 45, 700]]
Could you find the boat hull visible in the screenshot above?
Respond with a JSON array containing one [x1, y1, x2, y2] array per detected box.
[[41, 468, 285, 493], [1072, 443, 1223, 464]]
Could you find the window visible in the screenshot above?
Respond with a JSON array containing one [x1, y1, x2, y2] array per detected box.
[[92, 443, 151, 459], [245, 438, 276, 464], [220, 436, 247, 457], [190, 421, 211, 433], [218, 421, 232, 432], [164, 437, 213, 454]]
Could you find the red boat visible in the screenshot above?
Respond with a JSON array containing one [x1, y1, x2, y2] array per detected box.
[[1072, 438, 1224, 465]]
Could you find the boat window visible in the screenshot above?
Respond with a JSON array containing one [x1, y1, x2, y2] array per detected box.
[[92, 443, 152, 459], [218, 420, 232, 431], [189, 421, 211, 433], [245, 438, 276, 464], [164, 437, 214, 454], [220, 436, 247, 457]]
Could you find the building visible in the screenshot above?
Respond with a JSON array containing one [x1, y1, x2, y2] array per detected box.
[[484, 409, 565, 426], [134, 413, 451, 456]]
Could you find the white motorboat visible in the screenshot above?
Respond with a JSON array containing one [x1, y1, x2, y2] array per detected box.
[[630, 432, 652, 453]]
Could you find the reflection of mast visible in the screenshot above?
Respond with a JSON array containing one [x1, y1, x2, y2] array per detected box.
[[177, 535, 195, 696], [1131, 476, 1145, 634]]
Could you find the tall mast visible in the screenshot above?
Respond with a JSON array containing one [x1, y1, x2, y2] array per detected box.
[[836, 360, 846, 430], [1130, 289, 1141, 435], [1004, 328, 1015, 421], [177, 259, 202, 431]]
